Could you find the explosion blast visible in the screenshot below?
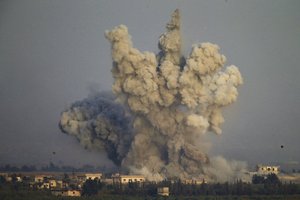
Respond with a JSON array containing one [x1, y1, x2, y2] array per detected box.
[[59, 10, 247, 182]]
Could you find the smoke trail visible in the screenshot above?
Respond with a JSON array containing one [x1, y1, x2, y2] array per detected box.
[[60, 10, 246, 182]]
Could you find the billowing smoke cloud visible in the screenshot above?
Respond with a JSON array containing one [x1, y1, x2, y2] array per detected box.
[[60, 10, 246, 182], [59, 92, 133, 166]]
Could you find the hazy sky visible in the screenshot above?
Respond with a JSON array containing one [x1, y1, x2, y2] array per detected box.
[[0, 0, 299, 169]]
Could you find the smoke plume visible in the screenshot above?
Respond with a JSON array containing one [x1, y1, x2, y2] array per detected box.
[[60, 10, 246, 182], [59, 92, 133, 166]]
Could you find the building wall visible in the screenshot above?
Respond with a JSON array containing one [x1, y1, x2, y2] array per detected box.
[[39, 182, 50, 189], [16, 176, 22, 182], [112, 174, 145, 184], [49, 180, 57, 188], [65, 190, 81, 196], [157, 187, 169, 196], [120, 175, 145, 184], [56, 180, 63, 188], [34, 176, 44, 183], [257, 165, 280, 175], [183, 179, 205, 185], [85, 173, 102, 180], [52, 190, 81, 197]]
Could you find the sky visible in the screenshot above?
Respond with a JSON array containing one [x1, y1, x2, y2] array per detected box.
[[0, 0, 299, 170]]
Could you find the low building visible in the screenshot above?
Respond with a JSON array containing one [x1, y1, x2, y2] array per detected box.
[[6, 177, 12, 182], [62, 181, 69, 189], [56, 180, 63, 188], [34, 175, 52, 183], [62, 190, 81, 197], [183, 178, 206, 185], [38, 182, 50, 189], [7, 175, 22, 182], [15, 176, 22, 182], [76, 175, 86, 182], [85, 173, 102, 180], [112, 174, 145, 184], [34, 175, 44, 183], [157, 187, 169, 196], [120, 175, 145, 184], [278, 173, 300, 184], [52, 189, 81, 197], [0, 173, 12, 182], [0, 173, 8, 177], [49, 179, 57, 188], [257, 165, 280, 175], [103, 178, 113, 185]]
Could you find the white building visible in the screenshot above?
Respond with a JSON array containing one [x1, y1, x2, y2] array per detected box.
[[112, 174, 145, 184], [38, 182, 50, 189], [34, 175, 45, 183], [62, 190, 81, 197], [257, 165, 280, 175], [34, 174, 52, 183], [85, 173, 102, 180], [183, 178, 206, 185], [52, 189, 81, 197], [0, 173, 11, 182], [49, 179, 57, 188], [157, 187, 169, 196]]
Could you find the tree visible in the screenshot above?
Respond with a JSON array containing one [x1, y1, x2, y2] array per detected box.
[[82, 179, 103, 196], [252, 173, 281, 191], [252, 174, 265, 184], [62, 173, 70, 183], [0, 175, 6, 186], [265, 173, 281, 185]]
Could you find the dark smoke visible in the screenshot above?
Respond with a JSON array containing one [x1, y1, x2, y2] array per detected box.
[[59, 92, 132, 165]]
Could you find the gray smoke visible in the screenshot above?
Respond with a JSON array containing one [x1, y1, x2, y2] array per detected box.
[[59, 92, 133, 166], [60, 10, 247, 182]]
